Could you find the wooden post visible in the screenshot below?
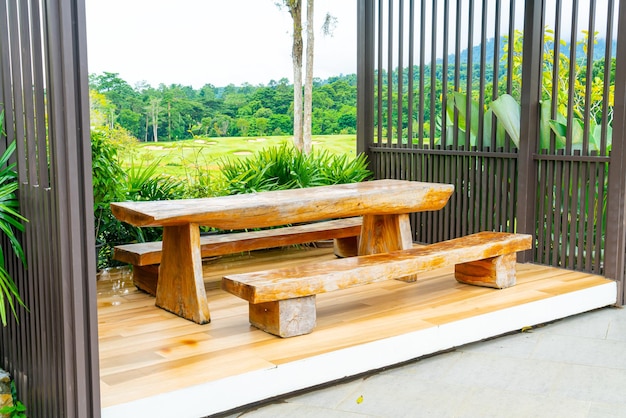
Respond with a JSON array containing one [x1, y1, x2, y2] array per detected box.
[[156, 224, 211, 324], [358, 213, 413, 254], [359, 213, 416, 281], [249, 296, 316, 338], [455, 253, 517, 289], [515, 0, 543, 261], [605, 0, 626, 305]]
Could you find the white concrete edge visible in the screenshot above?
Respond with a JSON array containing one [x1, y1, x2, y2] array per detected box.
[[101, 280, 617, 418]]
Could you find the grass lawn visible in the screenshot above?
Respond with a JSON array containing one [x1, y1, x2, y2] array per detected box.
[[118, 134, 357, 179]]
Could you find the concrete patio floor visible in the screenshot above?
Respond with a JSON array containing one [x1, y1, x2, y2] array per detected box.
[[222, 306, 626, 418]]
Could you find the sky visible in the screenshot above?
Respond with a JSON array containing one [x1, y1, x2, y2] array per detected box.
[[85, 0, 357, 89]]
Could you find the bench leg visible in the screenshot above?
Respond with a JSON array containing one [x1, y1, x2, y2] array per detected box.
[[334, 236, 358, 258], [249, 296, 316, 337], [455, 253, 517, 289], [156, 224, 211, 324], [132, 264, 159, 296], [359, 214, 417, 282]]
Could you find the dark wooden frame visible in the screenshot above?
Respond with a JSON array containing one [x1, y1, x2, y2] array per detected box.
[[0, 0, 99, 416], [0, 0, 624, 416]]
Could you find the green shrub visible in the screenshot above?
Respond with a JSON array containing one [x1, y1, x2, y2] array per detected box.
[[92, 130, 186, 269], [0, 381, 26, 417], [0, 142, 28, 325], [219, 142, 371, 195], [180, 150, 226, 198], [0, 110, 28, 326]]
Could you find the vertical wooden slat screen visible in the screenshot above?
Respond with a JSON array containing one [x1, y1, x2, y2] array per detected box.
[[367, 0, 519, 243], [357, 0, 623, 303], [0, 0, 100, 416]]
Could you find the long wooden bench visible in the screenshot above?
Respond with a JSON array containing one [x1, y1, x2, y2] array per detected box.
[[222, 231, 532, 337], [113, 217, 363, 295]]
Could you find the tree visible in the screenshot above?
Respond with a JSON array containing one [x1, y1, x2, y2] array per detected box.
[[281, 0, 305, 151], [280, 1, 335, 153], [148, 97, 161, 142], [303, 0, 314, 153]]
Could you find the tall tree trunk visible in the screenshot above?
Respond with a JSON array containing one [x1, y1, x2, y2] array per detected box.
[[168, 101, 171, 141], [149, 97, 161, 142], [303, 0, 314, 154], [288, 0, 304, 151]]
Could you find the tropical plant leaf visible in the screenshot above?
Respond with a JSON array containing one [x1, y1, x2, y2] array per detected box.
[[539, 99, 553, 151], [490, 94, 520, 148], [219, 143, 371, 195], [0, 115, 27, 326]]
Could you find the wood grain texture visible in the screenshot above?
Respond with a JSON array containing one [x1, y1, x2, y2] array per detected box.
[[113, 217, 363, 266], [333, 236, 359, 257], [155, 224, 210, 324], [359, 213, 416, 281], [117, 218, 363, 297], [132, 265, 159, 295], [455, 253, 517, 288], [97, 249, 615, 409], [110, 180, 454, 229], [223, 232, 532, 304], [358, 213, 413, 254], [249, 297, 317, 337]]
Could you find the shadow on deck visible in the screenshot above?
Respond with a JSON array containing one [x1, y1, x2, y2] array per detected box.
[[97, 246, 616, 418]]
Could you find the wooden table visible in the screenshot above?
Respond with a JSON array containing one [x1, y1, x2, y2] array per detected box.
[[110, 179, 454, 324]]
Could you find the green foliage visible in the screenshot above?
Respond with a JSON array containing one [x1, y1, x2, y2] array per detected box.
[[93, 133, 360, 268], [318, 152, 371, 185], [0, 400, 26, 418], [219, 143, 371, 195], [0, 381, 26, 417], [89, 73, 358, 141], [92, 129, 186, 269], [503, 28, 614, 152], [92, 129, 125, 206], [443, 92, 518, 149], [489, 94, 520, 147], [181, 150, 224, 198], [124, 159, 185, 201], [0, 111, 28, 326]]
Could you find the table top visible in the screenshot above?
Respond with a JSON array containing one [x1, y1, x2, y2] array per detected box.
[[110, 179, 454, 230]]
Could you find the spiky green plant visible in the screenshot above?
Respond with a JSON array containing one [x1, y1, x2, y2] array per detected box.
[[0, 110, 28, 326], [219, 142, 371, 195]]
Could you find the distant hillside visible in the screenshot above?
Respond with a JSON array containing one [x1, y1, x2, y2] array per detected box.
[[442, 36, 616, 65]]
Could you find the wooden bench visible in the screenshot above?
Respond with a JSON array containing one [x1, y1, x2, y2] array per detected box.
[[113, 217, 363, 295], [222, 231, 532, 337]]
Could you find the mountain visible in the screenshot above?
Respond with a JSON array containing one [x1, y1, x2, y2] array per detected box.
[[442, 36, 616, 66]]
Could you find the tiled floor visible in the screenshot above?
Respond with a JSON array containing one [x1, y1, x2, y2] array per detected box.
[[224, 306, 626, 418]]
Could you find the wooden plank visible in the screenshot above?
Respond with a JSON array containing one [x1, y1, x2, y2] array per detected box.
[[110, 180, 454, 229], [113, 217, 363, 266], [455, 252, 517, 288], [223, 232, 532, 304], [97, 248, 615, 411], [358, 213, 417, 281], [155, 224, 210, 324]]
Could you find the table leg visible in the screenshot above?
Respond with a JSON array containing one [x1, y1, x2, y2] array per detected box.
[[358, 214, 417, 281], [155, 223, 211, 324], [358, 214, 413, 254]]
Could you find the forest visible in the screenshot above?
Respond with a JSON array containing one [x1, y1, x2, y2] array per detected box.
[[89, 72, 358, 141], [89, 33, 616, 146]]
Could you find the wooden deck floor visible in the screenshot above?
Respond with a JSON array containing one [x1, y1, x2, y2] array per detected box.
[[97, 246, 616, 418]]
